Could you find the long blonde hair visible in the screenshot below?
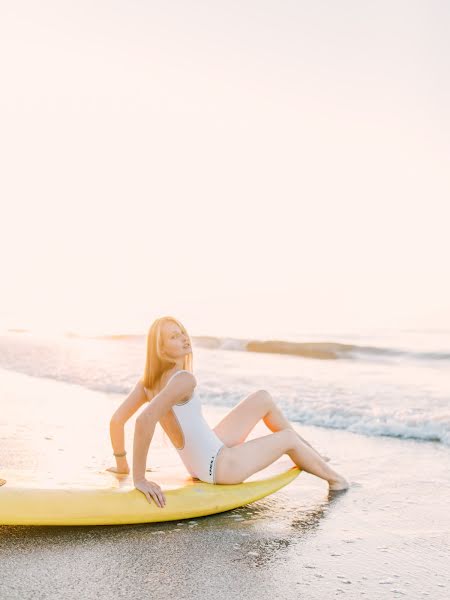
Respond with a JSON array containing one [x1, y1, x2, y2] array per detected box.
[[140, 316, 193, 449], [140, 316, 193, 393]]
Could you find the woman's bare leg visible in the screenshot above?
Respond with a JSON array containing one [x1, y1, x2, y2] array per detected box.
[[214, 390, 330, 461], [216, 428, 348, 490], [259, 391, 331, 461]]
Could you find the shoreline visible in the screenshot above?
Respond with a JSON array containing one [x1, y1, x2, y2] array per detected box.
[[1, 367, 449, 599]]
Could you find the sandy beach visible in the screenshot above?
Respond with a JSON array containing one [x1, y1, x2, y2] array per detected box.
[[1, 367, 449, 599]]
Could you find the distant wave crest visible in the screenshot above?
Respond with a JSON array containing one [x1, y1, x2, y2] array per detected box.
[[63, 331, 450, 363], [192, 336, 450, 363]]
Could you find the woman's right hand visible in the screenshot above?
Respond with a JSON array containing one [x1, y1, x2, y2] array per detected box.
[[134, 478, 166, 508]]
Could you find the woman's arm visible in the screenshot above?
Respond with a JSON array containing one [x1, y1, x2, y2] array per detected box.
[[108, 381, 148, 473], [132, 414, 157, 484], [132, 372, 196, 506]]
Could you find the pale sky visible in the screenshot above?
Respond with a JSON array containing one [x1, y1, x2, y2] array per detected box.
[[1, 1, 449, 338]]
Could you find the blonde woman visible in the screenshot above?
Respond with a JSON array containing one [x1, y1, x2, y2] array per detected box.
[[108, 316, 349, 508]]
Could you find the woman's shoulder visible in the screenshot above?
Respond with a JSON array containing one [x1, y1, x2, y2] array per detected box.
[[161, 369, 195, 391], [166, 368, 194, 380], [139, 370, 196, 400], [159, 369, 197, 394]]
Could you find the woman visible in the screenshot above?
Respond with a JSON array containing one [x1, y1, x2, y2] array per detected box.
[[108, 316, 349, 508]]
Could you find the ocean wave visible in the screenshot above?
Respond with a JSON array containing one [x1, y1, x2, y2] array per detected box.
[[196, 337, 450, 364], [1, 356, 449, 447], [1, 327, 446, 364], [60, 331, 450, 363], [287, 405, 450, 446], [2, 328, 449, 447], [203, 391, 450, 447]]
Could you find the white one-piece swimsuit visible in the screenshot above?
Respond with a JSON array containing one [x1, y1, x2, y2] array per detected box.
[[165, 370, 226, 484]]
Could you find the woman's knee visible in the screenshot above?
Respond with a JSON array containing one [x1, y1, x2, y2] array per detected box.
[[278, 428, 298, 451], [254, 389, 275, 410]]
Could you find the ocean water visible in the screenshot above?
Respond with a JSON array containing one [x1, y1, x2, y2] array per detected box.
[[1, 327, 450, 600], [0, 327, 449, 447]]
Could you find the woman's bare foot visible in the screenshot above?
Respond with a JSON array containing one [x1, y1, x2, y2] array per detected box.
[[328, 475, 349, 491]]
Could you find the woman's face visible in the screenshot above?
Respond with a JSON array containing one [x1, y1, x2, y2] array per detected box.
[[161, 322, 191, 358]]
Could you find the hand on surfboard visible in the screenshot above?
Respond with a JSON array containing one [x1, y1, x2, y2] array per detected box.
[[134, 478, 166, 508]]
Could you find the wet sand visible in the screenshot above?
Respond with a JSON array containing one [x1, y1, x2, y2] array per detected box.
[[1, 368, 449, 599]]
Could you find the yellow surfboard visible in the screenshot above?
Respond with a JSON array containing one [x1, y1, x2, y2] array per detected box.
[[0, 464, 301, 526]]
